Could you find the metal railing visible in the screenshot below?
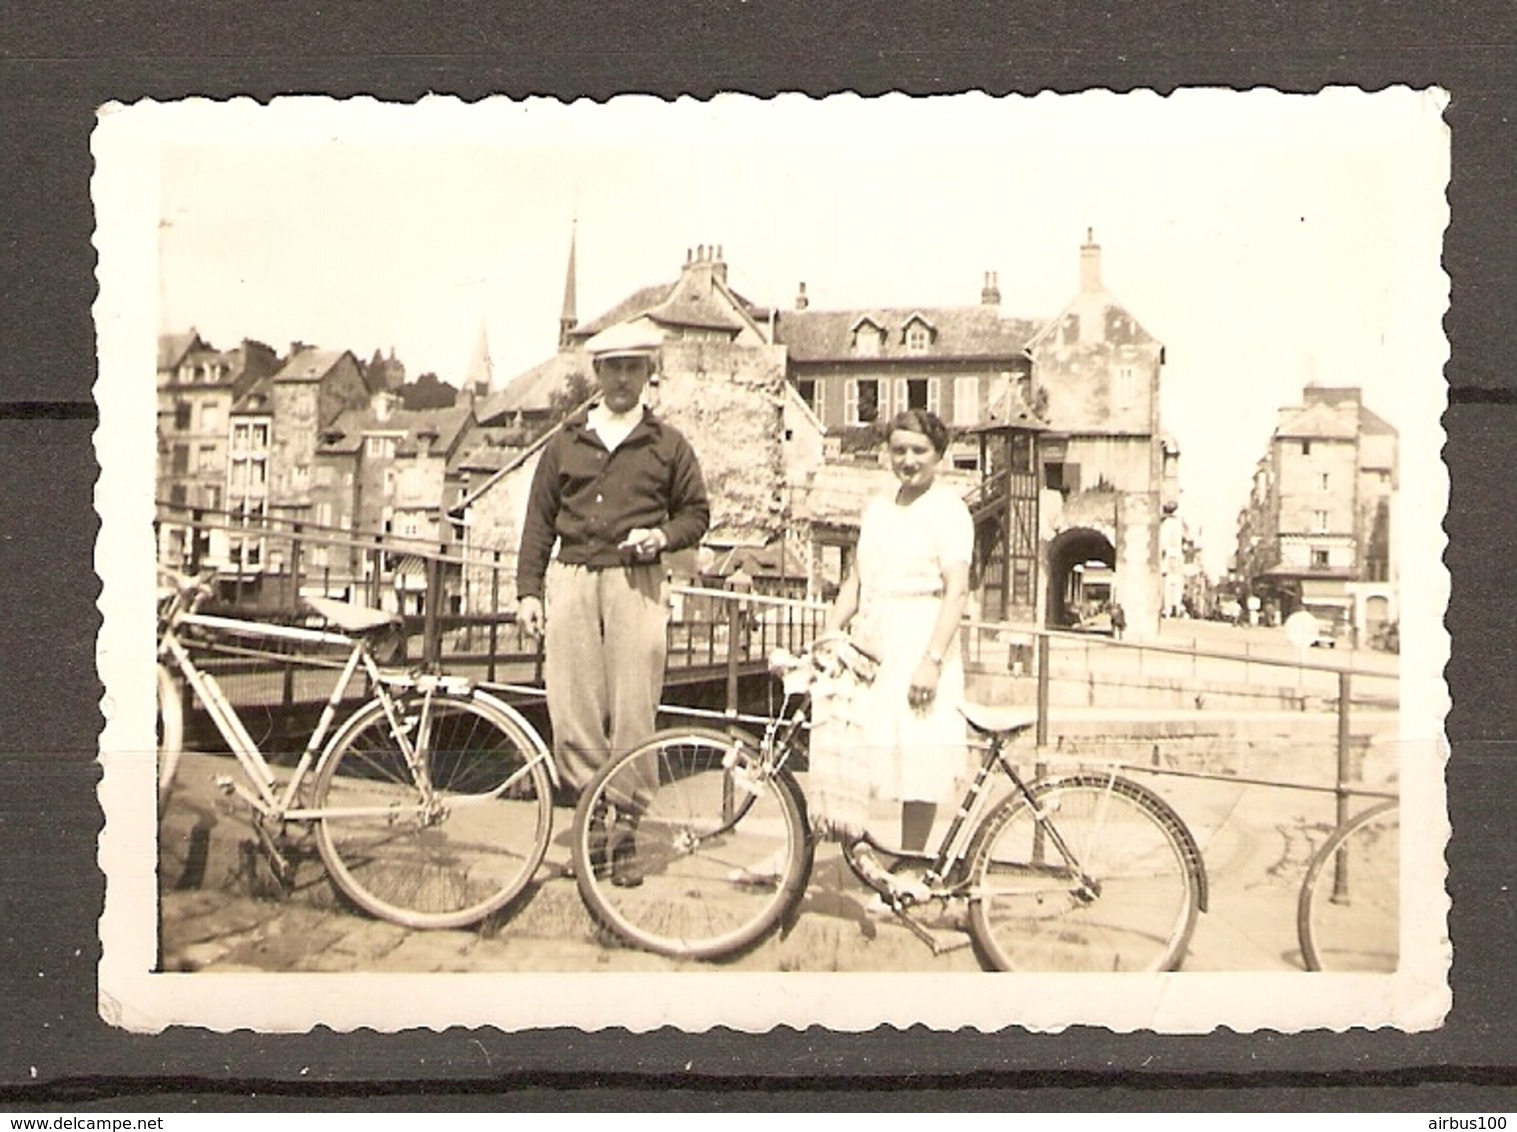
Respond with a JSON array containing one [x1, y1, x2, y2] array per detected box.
[[160, 500, 1395, 837]]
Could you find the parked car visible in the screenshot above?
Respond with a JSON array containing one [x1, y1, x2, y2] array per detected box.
[[1309, 617, 1340, 648]]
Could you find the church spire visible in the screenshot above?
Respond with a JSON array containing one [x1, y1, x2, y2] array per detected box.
[[558, 221, 578, 350]]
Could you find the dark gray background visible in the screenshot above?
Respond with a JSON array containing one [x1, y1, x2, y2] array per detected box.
[[1, 0, 1513, 1111]]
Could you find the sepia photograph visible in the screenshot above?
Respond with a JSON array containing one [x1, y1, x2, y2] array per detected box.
[[93, 90, 1450, 1034]]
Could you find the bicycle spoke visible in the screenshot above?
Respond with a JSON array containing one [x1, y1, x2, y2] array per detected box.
[[969, 777, 1198, 972], [314, 693, 553, 930], [572, 730, 808, 960]]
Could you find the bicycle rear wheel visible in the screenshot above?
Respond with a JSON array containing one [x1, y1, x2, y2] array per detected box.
[[1298, 800, 1399, 972], [571, 728, 812, 960], [312, 690, 554, 930], [967, 774, 1201, 972], [156, 663, 183, 813]]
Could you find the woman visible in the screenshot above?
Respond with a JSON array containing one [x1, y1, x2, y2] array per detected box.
[[809, 408, 973, 859]]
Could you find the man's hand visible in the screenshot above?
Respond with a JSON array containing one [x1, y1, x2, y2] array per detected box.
[[517, 595, 545, 639], [619, 527, 668, 562]]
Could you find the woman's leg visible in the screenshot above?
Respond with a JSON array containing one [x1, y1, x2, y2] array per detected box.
[[901, 800, 937, 853]]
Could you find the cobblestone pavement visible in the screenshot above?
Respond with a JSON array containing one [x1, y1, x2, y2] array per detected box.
[[157, 709, 1399, 975]]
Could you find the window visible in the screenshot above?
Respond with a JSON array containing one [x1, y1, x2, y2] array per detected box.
[[852, 326, 882, 357], [1012, 564, 1032, 605], [250, 458, 266, 488], [197, 444, 218, 472], [953, 377, 979, 425], [366, 435, 397, 460], [202, 485, 221, 511], [906, 326, 930, 353], [174, 402, 192, 430], [169, 483, 187, 506], [231, 459, 248, 490], [251, 423, 269, 449], [1044, 461, 1080, 493], [1318, 472, 1330, 491], [1302, 440, 1312, 456], [171, 444, 189, 475], [1313, 509, 1329, 534], [291, 464, 310, 490], [847, 379, 880, 424], [796, 379, 819, 415], [232, 422, 250, 451], [1311, 548, 1330, 569], [201, 404, 222, 433], [1113, 365, 1137, 409], [899, 378, 938, 413]]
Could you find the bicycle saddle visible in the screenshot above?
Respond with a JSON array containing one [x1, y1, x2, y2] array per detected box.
[[302, 595, 402, 635], [959, 703, 1039, 737]]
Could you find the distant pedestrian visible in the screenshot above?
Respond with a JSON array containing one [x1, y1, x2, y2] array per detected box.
[[515, 321, 711, 798], [1110, 601, 1126, 640]]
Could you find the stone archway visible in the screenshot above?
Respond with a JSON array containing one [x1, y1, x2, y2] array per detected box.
[[1046, 526, 1117, 629]]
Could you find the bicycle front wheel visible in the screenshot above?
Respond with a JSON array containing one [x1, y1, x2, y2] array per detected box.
[[1298, 800, 1399, 972], [313, 691, 555, 930], [967, 774, 1201, 972], [156, 663, 184, 813], [571, 728, 812, 960]]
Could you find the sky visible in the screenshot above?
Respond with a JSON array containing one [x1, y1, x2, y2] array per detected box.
[[154, 91, 1448, 576]]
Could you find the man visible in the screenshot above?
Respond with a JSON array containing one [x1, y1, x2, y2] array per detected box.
[[515, 320, 710, 799]]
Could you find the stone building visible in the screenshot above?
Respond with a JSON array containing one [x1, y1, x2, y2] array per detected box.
[[155, 329, 280, 569], [774, 273, 1040, 472], [462, 233, 1176, 637], [1020, 233, 1172, 635], [779, 231, 1173, 636], [1233, 385, 1398, 643], [310, 396, 476, 609]]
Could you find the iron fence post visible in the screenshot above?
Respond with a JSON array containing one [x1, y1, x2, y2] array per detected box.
[[422, 548, 443, 671], [1332, 669, 1354, 901], [724, 596, 742, 718], [488, 549, 501, 684], [1035, 631, 1051, 752]]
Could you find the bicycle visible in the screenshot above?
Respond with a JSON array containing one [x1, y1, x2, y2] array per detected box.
[[155, 568, 559, 930], [1297, 797, 1399, 972], [569, 635, 1209, 971]]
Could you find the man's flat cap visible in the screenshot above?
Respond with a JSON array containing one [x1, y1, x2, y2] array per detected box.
[[585, 321, 665, 360]]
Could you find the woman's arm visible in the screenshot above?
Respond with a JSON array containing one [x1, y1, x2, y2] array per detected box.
[[823, 567, 861, 636], [908, 559, 970, 704]]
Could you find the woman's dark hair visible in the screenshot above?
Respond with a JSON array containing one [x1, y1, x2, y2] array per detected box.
[[885, 408, 952, 456]]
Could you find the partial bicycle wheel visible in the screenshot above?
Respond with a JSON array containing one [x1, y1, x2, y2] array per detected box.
[[571, 728, 812, 960], [1298, 799, 1399, 972], [966, 773, 1202, 972], [312, 690, 555, 930], [156, 663, 184, 813]]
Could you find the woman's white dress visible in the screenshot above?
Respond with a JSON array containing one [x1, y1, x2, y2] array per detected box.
[[809, 480, 973, 837]]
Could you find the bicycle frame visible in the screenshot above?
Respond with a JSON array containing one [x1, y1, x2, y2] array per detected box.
[[159, 607, 548, 825], [753, 679, 1057, 886], [160, 611, 385, 819]]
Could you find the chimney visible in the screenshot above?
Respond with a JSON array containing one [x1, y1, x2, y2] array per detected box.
[[1080, 227, 1102, 292], [980, 270, 1001, 306], [795, 282, 809, 311], [681, 241, 729, 288]]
